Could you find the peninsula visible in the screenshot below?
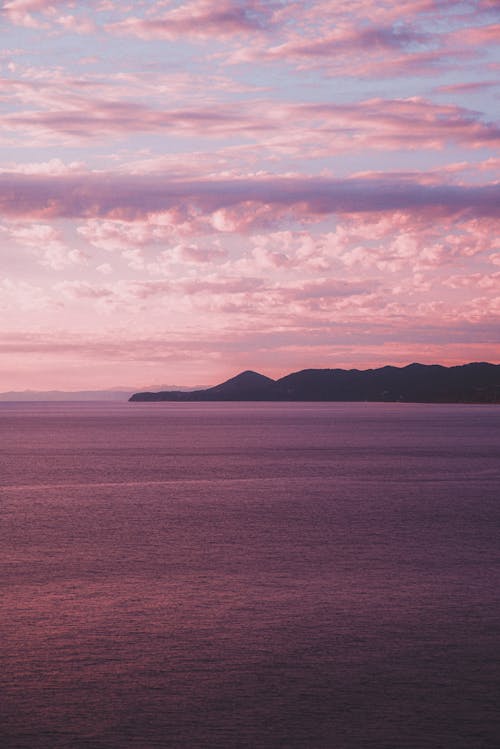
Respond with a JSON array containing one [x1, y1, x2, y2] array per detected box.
[[129, 363, 500, 404]]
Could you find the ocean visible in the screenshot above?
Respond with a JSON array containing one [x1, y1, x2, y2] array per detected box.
[[1, 402, 499, 748]]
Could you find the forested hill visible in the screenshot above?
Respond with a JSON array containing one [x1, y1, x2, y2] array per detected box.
[[129, 363, 500, 403]]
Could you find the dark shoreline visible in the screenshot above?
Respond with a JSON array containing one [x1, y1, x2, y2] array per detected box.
[[130, 362, 500, 404]]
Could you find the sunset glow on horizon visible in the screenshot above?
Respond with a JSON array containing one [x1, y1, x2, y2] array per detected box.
[[1, 0, 499, 390]]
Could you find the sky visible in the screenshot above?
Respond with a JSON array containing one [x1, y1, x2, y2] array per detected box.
[[0, 0, 499, 390]]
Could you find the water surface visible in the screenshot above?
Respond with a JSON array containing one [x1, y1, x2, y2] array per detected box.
[[1, 402, 499, 748]]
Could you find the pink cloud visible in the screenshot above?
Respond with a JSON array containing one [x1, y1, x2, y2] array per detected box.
[[449, 22, 500, 46], [0, 171, 498, 226], [0, 66, 262, 135], [3, 221, 88, 269], [296, 97, 500, 151], [180, 275, 263, 295], [231, 40, 445, 77], [56, 275, 265, 307], [4, 99, 261, 141], [226, 6, 498, 77], [265, 23, 429, 61], [2, 0, 66, 28], [0, 278, 47, 311], [3, 158, 86, 175], [444, 271, 500, 289], [4, 92, 497, 158], [56, 14, 97, 34], [435, 80, 499, 95], [172, 242, 227, 264], [3, 0, 104, 32], [77, 210, 202, 251], [277, 277, 379, 302], [3, 0, 62, 10], [59, 281, 117, 301], [108, 0, 272, 40], [77, 218, 176, 252], [334, 212, 500, 272]]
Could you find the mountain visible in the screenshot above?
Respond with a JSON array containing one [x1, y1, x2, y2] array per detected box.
[[129, 363, 500, 404], [0, 383, 208, 402], [129, 370, 275, 402], [0, 389, 131, 402]]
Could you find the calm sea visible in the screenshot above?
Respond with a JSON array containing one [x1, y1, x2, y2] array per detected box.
[[1, 402, 499, 749]]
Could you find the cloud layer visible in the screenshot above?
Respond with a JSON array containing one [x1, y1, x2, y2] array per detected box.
[[0, 0, 498, 388]]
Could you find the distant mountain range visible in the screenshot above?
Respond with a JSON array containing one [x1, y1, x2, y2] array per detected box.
[[0, 389, 131, 402], [0, 384, 206, 402], [129, 363, 500, 404]]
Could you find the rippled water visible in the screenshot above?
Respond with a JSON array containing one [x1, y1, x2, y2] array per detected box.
[[1, 402, 499, 748]]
